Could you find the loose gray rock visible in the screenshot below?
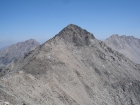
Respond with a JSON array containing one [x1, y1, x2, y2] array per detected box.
[[105, 34, 140, 64], [0, 25, 140, 105]]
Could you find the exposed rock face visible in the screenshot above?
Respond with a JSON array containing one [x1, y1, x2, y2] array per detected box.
[[56, 24, 95, 46], [0, 25, 140, 105], [105, 34, 140, 64], [0, 39, 40, 67]]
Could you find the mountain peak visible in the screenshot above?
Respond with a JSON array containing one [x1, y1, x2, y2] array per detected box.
[[111, 34, 119, 38], [0, 39, 40, 66], [66, 24, 80, 28], [26, 39, 36, 42], [105, 35, 140, 64], [1, 25, 140, 105], [56, 24, 95, 46], [25, 39, 38, 43]]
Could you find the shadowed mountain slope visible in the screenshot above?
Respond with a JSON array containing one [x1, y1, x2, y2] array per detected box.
[[105, 34, 140, 64], [0, 24, 140, 105]]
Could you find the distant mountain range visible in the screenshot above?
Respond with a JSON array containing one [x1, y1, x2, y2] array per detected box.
[[105, 34, 140, 64], [0, 39, 40, 68], [0, 24, 140, 105], [0, 46, 8, 51]]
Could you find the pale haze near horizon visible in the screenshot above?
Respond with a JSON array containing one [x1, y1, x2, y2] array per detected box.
[[0, 0, 140, 48]]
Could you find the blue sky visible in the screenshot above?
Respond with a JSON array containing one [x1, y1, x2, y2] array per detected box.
[[0, 0, 140, 48]]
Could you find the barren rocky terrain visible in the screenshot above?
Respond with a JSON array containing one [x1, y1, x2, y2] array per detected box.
[[0, 39, 40, 70], [0, 24, 140, 105], [105, 34, 140, 64]]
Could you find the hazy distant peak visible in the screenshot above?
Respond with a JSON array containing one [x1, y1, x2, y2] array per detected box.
[[56, 24, 95, 46], [25, 39, 36, 42], [105, 35, 140, 64], [105, 34, 140, 44], [25, 39, 39, 44], [120, 35, 136, 40], [112, 34, 119, 36], [108, 34, 139, 42], [0, 46, 8, 51], [0, 39, 40, 66]]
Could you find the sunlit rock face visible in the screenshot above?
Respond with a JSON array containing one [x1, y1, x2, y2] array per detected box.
[[0, 24, 140, 105]]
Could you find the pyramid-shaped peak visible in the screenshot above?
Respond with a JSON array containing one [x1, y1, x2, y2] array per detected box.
[[56, 24, 95, 46], [61, 24, 87, 33], [24, 39, 40, 45], [25, 39, 37, 42], [65, 24, 82, 29]]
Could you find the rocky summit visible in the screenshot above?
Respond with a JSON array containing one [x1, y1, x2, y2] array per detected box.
[[105, 34, 140, 64], [0, 24, 140, 105]]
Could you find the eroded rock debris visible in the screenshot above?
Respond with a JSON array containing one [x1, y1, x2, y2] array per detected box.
[[0, 24, 140, 105]]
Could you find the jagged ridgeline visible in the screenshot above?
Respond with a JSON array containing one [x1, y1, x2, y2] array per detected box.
[[105, 34, 140, 64], [0, 24, 140, 105]]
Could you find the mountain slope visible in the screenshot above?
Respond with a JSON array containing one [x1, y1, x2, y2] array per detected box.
[[0, 39, 40, 68], [105, 34, 140, 64], [0, 25, 140, 105], [0, 46, 8, 51]]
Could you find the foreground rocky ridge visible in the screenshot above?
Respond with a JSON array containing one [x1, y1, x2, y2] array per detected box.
[[105, 34, 140, 64], [0, 24, 140, 105]]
